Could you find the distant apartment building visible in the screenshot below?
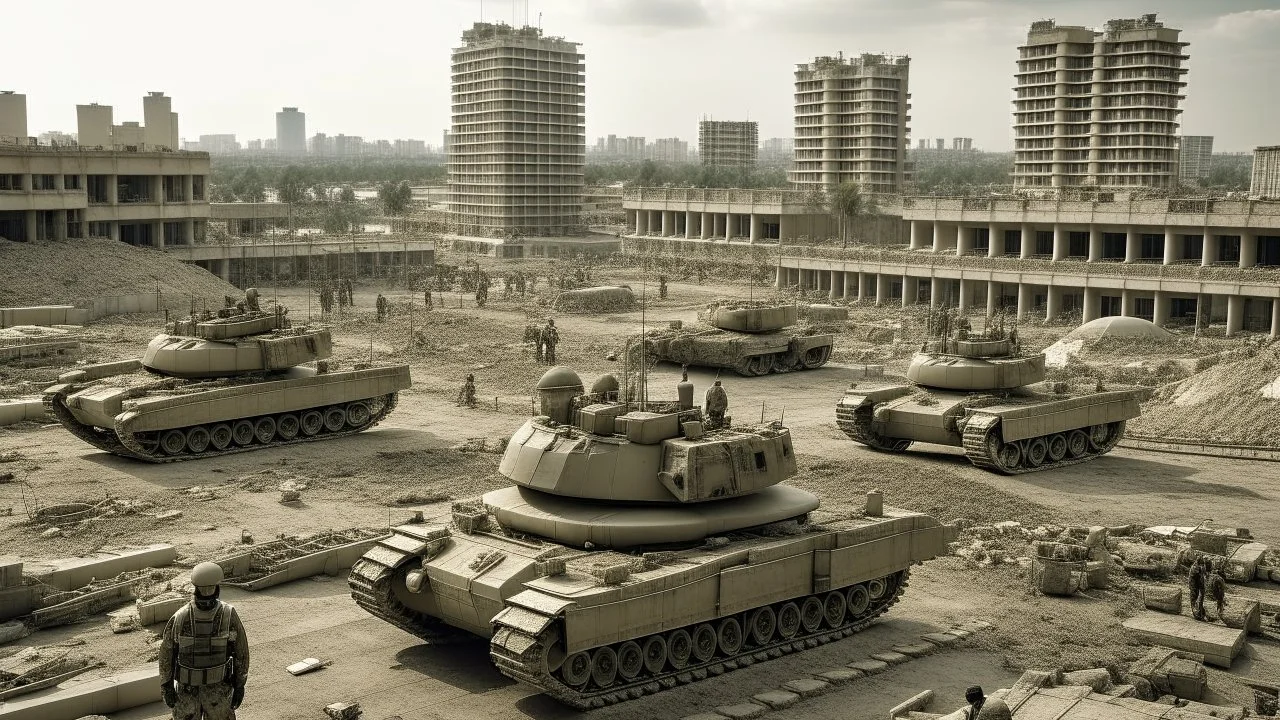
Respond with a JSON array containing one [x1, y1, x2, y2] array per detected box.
[[650, 137, 689, 163], [760, 137, 794, 164], [1, 95, 208, 245], [0, 91, 28, 141], [310, 133, 329, 155], [698, 120, 758, 168], [1253, 147, 1280, 199], [1014, 14, 1189, 188], [395, 139, 427, 157], [1178, 135, 1214, 184], [198, 134, 240, 154], [275, 107, 306, 156], [448, 22, 585, 237], [951, 137, 973, 151], [38, 131, 76, 146], [790, 52, 911, 193]]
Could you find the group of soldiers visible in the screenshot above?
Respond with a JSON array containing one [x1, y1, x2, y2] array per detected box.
[[375, 293, 389, 322], [317, 278, 355, 315], [1188, 553, 1229, 622], [535, 318, 560, 364]]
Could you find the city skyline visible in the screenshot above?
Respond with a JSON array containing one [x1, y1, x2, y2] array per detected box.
[[5, 0, 1278, 152]]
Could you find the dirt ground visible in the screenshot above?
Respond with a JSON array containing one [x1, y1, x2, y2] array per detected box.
[[2, 270, 1279, 720]]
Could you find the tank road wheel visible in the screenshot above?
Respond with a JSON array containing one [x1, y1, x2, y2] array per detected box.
[[748, 606, 777, 645], [1088, 424, 1110, 451], [345, 402, 372, 427], [253, 417, 277, 444], [800, 596, 824, 634], [771, 354, 795, 374], [300, 410, 324, 437], [231, 420, 255, 446], [777, 602, 801, 639], [801, 345, 831, 369], [846, 584, 870, 617], [691, 624, 717, 663], [159, 429, 187, 456], [561, 651, 591, 688], [867, 578, 887, 601], [717, 617, 744, 655], [616, 641, 643, 681], [1067, 429, 1090, 458], [323, 407, 347, 433], [1047, 433, 1068, 462], [985, 432, 1022, 472], [185, 426, 211, 454], [276, 414, 300, 441], [641, 635, 668, 674], [590, 646, 618, 688], [666, 629, 692, 670], [209, 423, 232, 450], [823, 591, 847, 628], [749, 355, 773, 376], [1025, 437, 1049, 467]]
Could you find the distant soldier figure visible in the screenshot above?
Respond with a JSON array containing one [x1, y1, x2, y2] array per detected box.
[[424, 286, 433, 310], [1207, 556, 1228, 620], [516, 272, 526, 296], [541, 319, 560, 364], [244, 288, 259, 313], [376, 293, 388, 322], [337, 282, 348, 309], [476, 272, 490, 307], [160, 562, 249, 720], [319, 285, 334, 315], [343, 278, 355, 306], [1189, 555, 1209, 621], [503, 275, 513, 298], [704, 380, 728, 429], [457, 373, 477, 408], [659, 275, 668, 300]]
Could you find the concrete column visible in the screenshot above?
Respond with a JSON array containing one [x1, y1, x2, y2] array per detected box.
[[1241, 231, 1257, 269], [956, 279, 971, 314], [910, 220, 925, 250], [1052, 226, 1067, 261], [1045, 284, 1061, 321], [724, 213, 735, 239], [108, 221, 120, 242], [1088, 228, 1101, 262], [1271, 300, 1280, 340], [700, 212, 712, 239], [712, 213, 724, 238], [183, 174, 194, 203], [874, 274, 886, 306], [23, 211, 37, 242], [218, 259, 231, 282], [183, 219, 195, 246], [1083, 288, 1101, 323], [684, 211, 695, 239], [903, 276, 918, 307], [154, 221, 166, 249], [1226, 295, 1244, 337], [1153, 290, 1169, 327], [829, 271, 839, 299], [1016, 283, 1032, 321], [1124, 227, 1138, 263], [749, 214, 762, 244], [988, 223, 1003, 258], [931, 222, 945, 253], [986, 281, 999, 318], [154, 175, 164, 204], [956, 226, 971, 256], [1202, 235, 1217, 266], [660, 211, 670, 237], [108, 175, 118, 205], [843, 272, 855, 299], [774, 266, 783, 288], [1019, 223, 1033, 259], [1162, 228, 1178, 265], [929, 277, 942, 308], [857, 273, 868, 301], [1120, 289, 1133, 317], [634, 210, 645, 235]]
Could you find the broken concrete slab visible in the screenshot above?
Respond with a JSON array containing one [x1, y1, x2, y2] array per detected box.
[[0, 621, 30, 645], [0, 400, 49, 427], [323, 702, 363, 720], [892, 643, 936, 658], [26, 545, 176, 592], [847, 659, 889, 675], [814, 667, 863, 684], [1226, 542, 1268, 583], [871, 651, 910, 665], [889, 690, 935, 720], [215, 530, 384, 591], [1127, 647, 1208, 701], [780, 678, 830, 698], [1122, 612, 1246, 668], [135, 594, 186, 626], [1220, 596, 1261, 635], [29, 578, 138, 630], [680, 714, 729, 720], [1141, 585, 1183, 614], [0, 665, 158, 720], [1061, 668, 1112, 693], [712, 703, 766, 719], [921, 632, 960, 647], [751, 690, 799, 710]]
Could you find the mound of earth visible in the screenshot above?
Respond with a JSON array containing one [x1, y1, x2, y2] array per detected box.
[[553, 285, 635, 312], [1063, 316, 1173, 342], [1131, 348, 1280, 445], [0, 238, 237, 307]]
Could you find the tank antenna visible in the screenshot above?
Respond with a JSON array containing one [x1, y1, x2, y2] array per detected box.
[[760, 400, 766, 424], [639, 270, 647, 408]]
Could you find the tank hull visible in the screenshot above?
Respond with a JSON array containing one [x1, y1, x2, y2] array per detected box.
[[644, 328, 834, 376], [44, 363, 410, 462], [349, 507, 954, 710], [836, 382, 1142, 473]]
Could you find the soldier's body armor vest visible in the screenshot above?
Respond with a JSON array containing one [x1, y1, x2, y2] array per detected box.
[[174, 601, 237, 686]]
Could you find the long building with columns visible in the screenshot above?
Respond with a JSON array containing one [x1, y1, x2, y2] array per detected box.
[[775, 193, 1280, 337]]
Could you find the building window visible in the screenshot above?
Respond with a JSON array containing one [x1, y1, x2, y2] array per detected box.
[[32, 174, 57, 190], [63, 174, 81, 190], [0, 174, 21, 191], [87, 175, 110, 203], [192, 175, 206, 201], [117, 175, 153, 203]]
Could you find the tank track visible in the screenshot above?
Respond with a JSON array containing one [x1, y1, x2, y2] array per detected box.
[[45, 388, 399, 463], [347, 535, 468, 644], [731, 345, 833, 377], [835, 401, 912, 452], [490, 569, 909, 710], [962, 415, 1125, 474]]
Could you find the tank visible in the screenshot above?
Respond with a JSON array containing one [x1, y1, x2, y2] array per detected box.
[[836, 310, 1144, 474], [42, 291, 411, 462], [629, 301, 840, 377], [349, 366, 956, 709]]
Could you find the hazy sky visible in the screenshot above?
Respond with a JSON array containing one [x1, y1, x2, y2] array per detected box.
[[8, 0, 1278, 152]]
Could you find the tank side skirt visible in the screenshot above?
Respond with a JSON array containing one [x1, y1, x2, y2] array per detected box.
[[44, 388, 141, 459], [963, 415, 1126, 474], [835, 399, 913, 453], [489, 569, 909, 711], [347, 532, 470, 644]]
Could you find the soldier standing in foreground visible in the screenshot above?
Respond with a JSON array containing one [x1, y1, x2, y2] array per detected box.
[[704, 379, 728, 429], [160, 562, 249, 719], [541, 319, 560, 364]]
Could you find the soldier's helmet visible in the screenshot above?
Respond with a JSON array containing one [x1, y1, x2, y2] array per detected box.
[[191, 562, 224, 589]]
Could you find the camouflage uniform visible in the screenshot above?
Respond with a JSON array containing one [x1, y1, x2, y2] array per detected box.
[[704, 381, 728, 428], [160, 600, 250, 720]]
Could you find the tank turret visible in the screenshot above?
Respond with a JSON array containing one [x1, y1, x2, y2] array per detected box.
[[349, 364, 956, 709], [837, 308, 1143, 473]]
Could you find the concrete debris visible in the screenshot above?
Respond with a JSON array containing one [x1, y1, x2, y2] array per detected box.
[[1127, 647, 1207, 701], [286, 657, 331, 676], [1061, 668, 1112, 693], [324, 701, 363, 720], [40, 528, 62, 539], [752, 690, 799, 709], [154, 510, 183, 521], [108, 612, 142, 634], [0, 620, 31, 645], [1141, 585, 1184, 614], [1122, 611, 1246, 668], [279, 490, 302, 504]]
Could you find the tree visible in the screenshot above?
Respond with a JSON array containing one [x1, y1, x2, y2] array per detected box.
[[802, 188, 827, 242], [828, 182, 877, 249], [322, 203, 370, 234], [231, 167, 266, 203], [312, 183, 328, 202], [277, 165, 308, 205], [339, 185, 356, 203], [377, 180, 412, 230]]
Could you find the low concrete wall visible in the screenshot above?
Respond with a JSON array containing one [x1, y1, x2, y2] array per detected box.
[[0, 666, 159, 720], [27, 545, 177, 592], [0, 399, 49, 427], [0, 293, 161, 329]]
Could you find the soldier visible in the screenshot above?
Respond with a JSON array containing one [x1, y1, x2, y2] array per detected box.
[[704, 379, 728, 429], [1207, 556, 1228, 620], [244, 288, 259, 313], [160, 562, 249, 720], [659, 275, 668, 300], [1189, 555, 1208, 621], [344, 278, 355, 306], [424, 286, 433, 310], [541, 319, 560, 364], [319, 284, 333, 315], [457, 373, 477, 408], [337, 282, 348, 309], [376, 293, 388, 322]]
